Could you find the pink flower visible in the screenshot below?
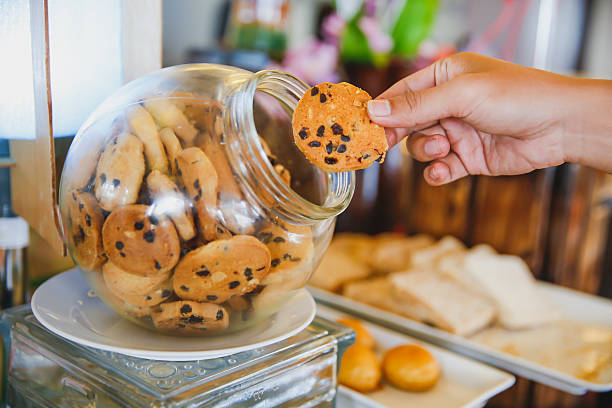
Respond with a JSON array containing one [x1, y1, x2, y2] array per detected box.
[[358, 16, 392, 54], [321, 12, 346, 42]]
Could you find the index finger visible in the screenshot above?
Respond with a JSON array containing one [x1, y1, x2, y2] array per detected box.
[[377, 52, 486, 99], [377, 62, 440, 99]]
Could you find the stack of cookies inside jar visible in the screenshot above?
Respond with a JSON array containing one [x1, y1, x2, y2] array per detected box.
[[63, 93, 313, 335]]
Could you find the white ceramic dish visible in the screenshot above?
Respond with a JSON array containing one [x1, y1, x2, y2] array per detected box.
[[31, 268, 316, 361], [317, 305, 514, 408], [310, 282, 612, 395]]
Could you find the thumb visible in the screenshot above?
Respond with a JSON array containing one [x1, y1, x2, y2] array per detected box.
[[367, 80, 464, 131]]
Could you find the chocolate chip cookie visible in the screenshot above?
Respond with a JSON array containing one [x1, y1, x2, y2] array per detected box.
[[255, 221, 313, 273], [159, 128, 183, 174], [151, 300, 229, 333], [292, 82, 388, 172], [143, 98, 198, 147], [173, 235, 271, 303], [94, 132, 145, 211], [147, 170, 196, 241], [102, 204, 180, 276], [66, 190, 106, 270], [127, 105, 169, 173], [102, 262, 173, 307], [175, 147, 231, 241]]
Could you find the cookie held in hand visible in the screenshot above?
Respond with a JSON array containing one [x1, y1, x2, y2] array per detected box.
[[292, 82, 388, 172]]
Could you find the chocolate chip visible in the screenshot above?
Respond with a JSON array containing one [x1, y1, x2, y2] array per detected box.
[[244, 267, 253, 281], [299, 127, 308, 140], [341, 135, 351, 142], [326, 142, 333, 154], [180, 285, 189, 291], [115, 241, 124, 250], [154, 260, 161, 270], [271, 258, 280, 267], [112, 179, 120, 188], [337, 144, 347, 153], [331, 123, 343, 135], [120, 252, 126, 257], [308, 141, 321, 147], [134, 221, 144, 230], [216, 310, 224, 320], [161, 289, 171, 298], [180, 304, 192, 314], [229, 281, 240, 289], [362, 153, 370, 160], [144, 231, 155, 243], [320, 93, 327, 103], [78, 202, 84, 211], [324, 157, 338, 165], [376, 154, 384, 163], [207, 295, 218, 301], [146, 295, 152, 300], [188, 315, 203, 324], [256, 266, 266, 271], [100, 173, 106, 183], [196, 269, 210, 277], [317, 125, 325, 137], [257, 232, 273, 244], [282, 253, 291, 259], [311, 87, 319, 96], [149, 215, 159, 225], [273, 236, 285, 243], [85, 214, 91, 227]]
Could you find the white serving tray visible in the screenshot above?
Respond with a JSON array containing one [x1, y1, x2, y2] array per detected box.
[[309, 282, 612, 395], [317, 305, 514, 408]]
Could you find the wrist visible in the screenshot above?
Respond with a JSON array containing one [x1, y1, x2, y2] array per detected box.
[[561, 78, 612, 171]]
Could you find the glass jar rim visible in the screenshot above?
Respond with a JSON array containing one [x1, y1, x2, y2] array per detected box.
[[225, 69, 355, 223]]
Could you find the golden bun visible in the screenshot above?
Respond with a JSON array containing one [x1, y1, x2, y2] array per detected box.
[[336, 317, 376, 349], [339, 345, 382, 392], [383, 344, 440, 391]]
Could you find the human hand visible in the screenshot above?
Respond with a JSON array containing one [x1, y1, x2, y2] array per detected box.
[[367, 52, 612, 185]]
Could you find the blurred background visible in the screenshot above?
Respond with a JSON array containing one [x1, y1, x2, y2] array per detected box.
[[10, 0, 612, 406]]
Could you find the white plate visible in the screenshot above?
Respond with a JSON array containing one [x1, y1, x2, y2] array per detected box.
[[309, 282, 612, 395], [317, 305, 514, 408], [31, 268, 316, 361]]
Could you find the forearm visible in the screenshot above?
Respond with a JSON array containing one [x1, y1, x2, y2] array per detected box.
[[563, 78, 612, 173]]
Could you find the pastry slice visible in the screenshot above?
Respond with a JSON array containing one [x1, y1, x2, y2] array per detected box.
[[390, 270, 496, 336]]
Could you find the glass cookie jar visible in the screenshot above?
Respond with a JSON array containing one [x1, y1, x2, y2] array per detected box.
[[59, 65, 355, 336]]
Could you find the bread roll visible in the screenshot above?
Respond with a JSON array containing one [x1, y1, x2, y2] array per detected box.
[[336, 317, 376, 349], [339, 345, 381, 392], [383, 344, 440, 391]]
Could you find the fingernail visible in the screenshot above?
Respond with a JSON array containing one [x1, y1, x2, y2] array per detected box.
[[368, 99, 391, 117], [424, 139, 440, 156], [429, 166, 439, 180]]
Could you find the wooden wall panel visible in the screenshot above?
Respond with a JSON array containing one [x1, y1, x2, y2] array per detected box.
[[10, 0, 65, 255], [469, 170, 555, 276], [407, 162, 473, 241]]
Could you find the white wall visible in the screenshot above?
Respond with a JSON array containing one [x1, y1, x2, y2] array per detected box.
[[162, 0, 228, 67]]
